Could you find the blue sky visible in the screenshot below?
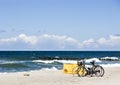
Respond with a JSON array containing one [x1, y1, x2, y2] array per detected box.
[[0, 0, 120, 50]]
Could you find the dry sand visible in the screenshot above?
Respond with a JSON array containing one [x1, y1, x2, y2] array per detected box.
[[0, 67, 120, 85]]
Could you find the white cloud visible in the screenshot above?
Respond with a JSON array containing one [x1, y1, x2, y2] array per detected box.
[[0, 34, 120, 50], [83, 39, 95, 46], [19, 34, 38, 45], [37, 34, 82, 49], [0, 34, 82, 50], [0, 37, 17, 44], [97, 35, 120, 46], [97, 37, 107, 44]]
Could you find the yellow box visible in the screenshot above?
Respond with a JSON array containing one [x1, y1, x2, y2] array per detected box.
[[63, 64, 77, 74]]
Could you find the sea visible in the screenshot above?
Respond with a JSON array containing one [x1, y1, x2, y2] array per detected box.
[[0, 51, 120, 73]]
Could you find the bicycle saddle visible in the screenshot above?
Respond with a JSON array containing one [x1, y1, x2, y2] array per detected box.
[[90, 60, 95, 65]]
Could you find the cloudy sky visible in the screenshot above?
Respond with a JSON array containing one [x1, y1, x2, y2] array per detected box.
[[0, 0, 120, 51]]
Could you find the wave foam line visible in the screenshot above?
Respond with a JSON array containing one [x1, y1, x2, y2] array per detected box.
[[32, 58, 101, 64], [100, 57, 119, 61]]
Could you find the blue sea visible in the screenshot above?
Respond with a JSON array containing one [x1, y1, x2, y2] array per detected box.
[[0, 51, 120, 73]]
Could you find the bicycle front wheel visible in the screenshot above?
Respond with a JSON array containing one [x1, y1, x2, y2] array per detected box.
[[94, 65, 104, 77], [78, 67, 87, 77], [72, 66, 79, 76]]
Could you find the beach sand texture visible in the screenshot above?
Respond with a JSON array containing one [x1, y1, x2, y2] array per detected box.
[[0, 67, 120, 85]]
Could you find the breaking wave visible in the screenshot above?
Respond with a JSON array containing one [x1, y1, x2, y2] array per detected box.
[[100, 57, 119, 61]]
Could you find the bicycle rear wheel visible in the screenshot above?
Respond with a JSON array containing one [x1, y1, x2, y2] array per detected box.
[[94, 65, 104, 77]]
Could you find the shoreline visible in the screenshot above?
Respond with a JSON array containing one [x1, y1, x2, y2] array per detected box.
[[0, 67, 120, 85]]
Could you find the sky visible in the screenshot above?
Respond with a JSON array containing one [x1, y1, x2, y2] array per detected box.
[[0, 0, 120, 51]]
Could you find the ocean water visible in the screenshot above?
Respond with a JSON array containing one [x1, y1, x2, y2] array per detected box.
[[0, 51, 120, 73]]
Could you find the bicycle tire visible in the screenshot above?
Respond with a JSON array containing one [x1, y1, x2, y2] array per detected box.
[[78, 66, 87, 77], [94, 65, 104, 77]]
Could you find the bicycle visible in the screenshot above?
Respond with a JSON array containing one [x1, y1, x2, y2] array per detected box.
[[72, 60, 105, 77], [72, 60, 87, 77], [87, 60, 104, 77]]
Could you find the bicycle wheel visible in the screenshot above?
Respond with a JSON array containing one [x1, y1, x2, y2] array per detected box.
[[78, 67, 87, 77], [94, 65, 104, 77], [72, 66, 79, 76]]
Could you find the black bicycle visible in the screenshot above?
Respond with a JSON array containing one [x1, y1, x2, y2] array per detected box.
[[72, 60, 105, 77]]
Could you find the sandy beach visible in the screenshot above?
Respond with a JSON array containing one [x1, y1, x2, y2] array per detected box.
[[0, 67, 119, 85]]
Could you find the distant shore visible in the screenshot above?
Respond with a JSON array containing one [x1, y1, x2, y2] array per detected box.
[[0, 67, 120, 85]]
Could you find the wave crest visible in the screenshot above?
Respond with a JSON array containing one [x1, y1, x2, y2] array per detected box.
[[100, 57, 119, 61]]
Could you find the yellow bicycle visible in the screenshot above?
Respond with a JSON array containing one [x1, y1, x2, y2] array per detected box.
[[72, 60, 87, 77]]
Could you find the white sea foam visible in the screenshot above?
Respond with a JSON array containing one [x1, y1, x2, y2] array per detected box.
[[100, 56, 119, 60], [41, 67, 58, 71], [85, 58, 101, 63], [32, 60, 77, 64], [54, 60, 77, 64], [32, 58, 102, 64], [0, 60, 29, 64]]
